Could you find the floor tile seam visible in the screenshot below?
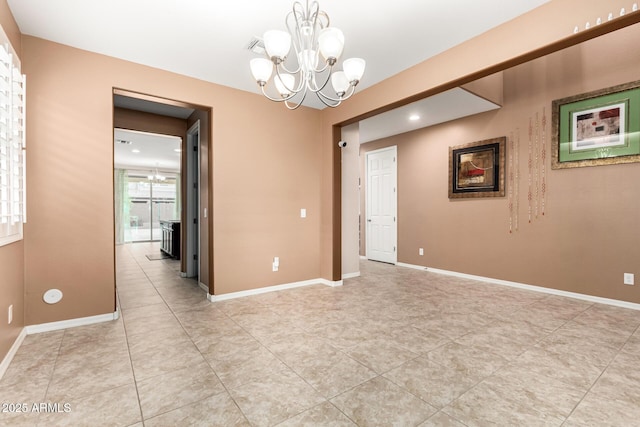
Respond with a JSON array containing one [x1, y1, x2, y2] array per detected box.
[[613, 322, 640, 353], [224, 318, 358, 410], [442, 374, 572, 426], [137, 262, 206, 350], [570, 317, 640, 337], [557, 342, 624, 426], [274, 400, 356, 427], [380, 367, 463, 411], [212, 366, 280, 426], [491, 359, 593, 401], [432, 410, 472, 427], [332, 373, 437, 426], [139, 386, 231, 422], [131, 356, 212, 384], [537, 328, 629, 353], [121, 244, 171, 425], [40, 330, 70, 404], [326, 375, 386, 420], [621, 323, 640, 353], [185, 310, 256, 426]]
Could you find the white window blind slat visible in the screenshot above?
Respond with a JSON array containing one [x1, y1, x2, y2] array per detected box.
[[0, 39, 26, 246]]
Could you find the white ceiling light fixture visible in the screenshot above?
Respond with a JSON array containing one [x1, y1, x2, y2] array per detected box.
[[409, 114, 420, 121], [147, 167, 166, 182], [249, 0, 366, 110]]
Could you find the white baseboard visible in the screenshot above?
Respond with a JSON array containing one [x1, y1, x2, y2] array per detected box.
[[359, 255, 367, 260], [199, 282, 208, 293], [397, 262, 640, 311], [342, 271, 361, 280], [318, 279, 343, 287], [0, 327, 27, 380], [207, 277, 343, 302], [25, 311, 120, 335]]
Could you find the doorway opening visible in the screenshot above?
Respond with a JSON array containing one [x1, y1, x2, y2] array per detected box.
[[112, 89, 213, 294], [115, 130, 181, 244]]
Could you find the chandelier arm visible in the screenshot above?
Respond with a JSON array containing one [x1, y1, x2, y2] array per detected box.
[[278, 61, 301, 75], [315, 89, 343, 107], [306, 67, 332, 94], [315, 93, 341, 108], [284, 87, 308, 110], [259, 84, 297, 103], [312, 61, 330, 74], [274, 65, 305, 95]]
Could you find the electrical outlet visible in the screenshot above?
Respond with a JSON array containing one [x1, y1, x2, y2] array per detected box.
[[8, 304, 13, 325], [273, 256, 279, 272], [419, 248, 424, 256], [624, 273, 634, 285]]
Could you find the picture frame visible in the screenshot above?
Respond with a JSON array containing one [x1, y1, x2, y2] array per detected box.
[[551, 80, 640, 169], [449, 137, 505, 199]]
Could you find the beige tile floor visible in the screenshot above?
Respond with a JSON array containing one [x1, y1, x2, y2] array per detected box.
[[2, 241, 640, 426]]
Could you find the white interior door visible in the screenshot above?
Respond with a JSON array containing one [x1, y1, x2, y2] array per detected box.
[[366, 146, 397, 264]]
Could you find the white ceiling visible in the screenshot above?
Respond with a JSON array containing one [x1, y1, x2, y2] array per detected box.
[[114, 129, 181, 172], [8, 0, 549, 106], [359, 88, 500, 144], [8, 0, 550, 147]]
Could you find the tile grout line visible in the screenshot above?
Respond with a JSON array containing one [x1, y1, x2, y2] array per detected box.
[[124, 243, 252, 425], [120, 244, 156, 426], [560, 320, 640, 426]]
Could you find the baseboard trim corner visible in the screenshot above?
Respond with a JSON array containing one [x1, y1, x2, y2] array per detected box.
[[318, 279, 343, 287], [25, 311, 119, 335], [342, 271, 361, 280], [209, 278, 328, 302], [0, 327, 27, 380], [198, 282, 208, 293]]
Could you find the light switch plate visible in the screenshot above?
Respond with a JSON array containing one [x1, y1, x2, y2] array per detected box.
[[624, 273, 634, 285]]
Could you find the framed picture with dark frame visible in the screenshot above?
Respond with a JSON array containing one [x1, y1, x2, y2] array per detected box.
[[449, 137, 506, 199], [551, 80, 640, 169]]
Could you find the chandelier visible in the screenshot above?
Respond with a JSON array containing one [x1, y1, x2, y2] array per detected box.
[[147, 167, 166, 182], [249, 0, 365, 110]]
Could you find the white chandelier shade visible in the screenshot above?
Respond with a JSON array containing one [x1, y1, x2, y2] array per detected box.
[[249, 0, 366, 109]]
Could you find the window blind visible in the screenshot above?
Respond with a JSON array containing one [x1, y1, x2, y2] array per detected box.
[[0, 41, 26, 247]]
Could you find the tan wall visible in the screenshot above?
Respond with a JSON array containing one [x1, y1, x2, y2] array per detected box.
[[359, 24, 640, 303], [320, 0, 640, 282], [0, 241, 24, 363], [0, 0, 24, 363], [22, 36, 322, 325]]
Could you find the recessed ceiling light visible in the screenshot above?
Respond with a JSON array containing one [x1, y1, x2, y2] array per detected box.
[[132, 149, 140, 153], [174, 148, 181, 153], [409, 114, 420, 121]]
